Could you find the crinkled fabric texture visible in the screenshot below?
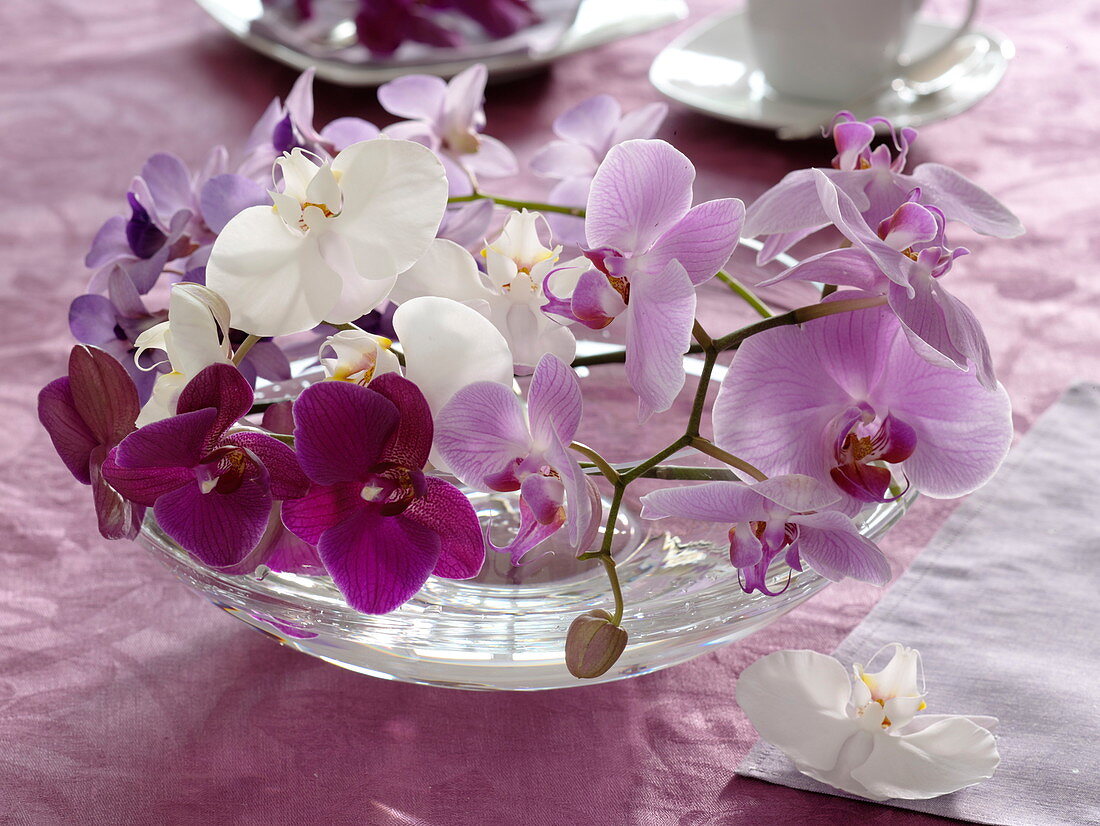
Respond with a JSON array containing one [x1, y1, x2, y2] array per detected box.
[[4, 0, 1100, 824]]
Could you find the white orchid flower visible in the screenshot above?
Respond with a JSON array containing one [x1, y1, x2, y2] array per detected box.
[[318, 329, 401, 385], [737, 645, 999, 801], [133, 283, 233, 426], [206, 139, 447, 337], [389, 210, 584, 375]]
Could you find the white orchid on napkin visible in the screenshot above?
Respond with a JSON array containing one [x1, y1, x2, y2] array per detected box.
[[737, 644, 1000, 801]]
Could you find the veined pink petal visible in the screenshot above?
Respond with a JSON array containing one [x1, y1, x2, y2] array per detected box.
[[744, 168, 870, 238], [377, 74, 447, 122], [435, 381, 531, 490], [586, 140, 695, 254], [520, 473, 565, 525], [802, 298, 895, 399], [761, 248, 885, 291], [888, 279, 968, 373], [292, 381, 399, 485], [527, 354, 582, 448], [552, 94, 620, 152], [752, 475, 841, 514], [542, 425, 591, 547], [791, 511, 891, 584], [442, 64, 488, 143], [645, 198, 745, 286], [569, 268, 626, 328], [908, 162, 1023, 238], [625, 259, 696, 421], [529, 140, 598, 180], [402, 477, 484, 579], [491, 493, 565, 566], [639, 481, 770, 524], [610, 101, 668, 146]]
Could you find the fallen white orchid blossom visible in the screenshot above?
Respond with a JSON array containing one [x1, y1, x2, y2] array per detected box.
[[737, 645, 999, 801]]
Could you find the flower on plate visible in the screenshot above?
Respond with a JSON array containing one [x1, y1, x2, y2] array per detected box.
[[530, 94, 668, 245], [436, 353, 601, 564], [282, 375, 485, 613], [713, 300, 1013, 511], [103, 364, 309, 567], [545, 139, 744, 419], [737, 645, 999, 801], [38, 345, 145, 540], [762, 172, 995, 387], [640, 474, 890, 594], [391, 211, 585, 373], [206, 139, 448, 336], [744, 112, 1023, 263]]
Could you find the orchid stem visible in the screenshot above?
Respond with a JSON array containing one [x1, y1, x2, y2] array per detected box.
[[599, 555, 625, 626], [232, 334, 261, 366], [715, 270, 774, 318], [448, 192, 586, 218], [570, 442, 620, 484], [713, 295, 887, 352], [689, 437, 768, 482]]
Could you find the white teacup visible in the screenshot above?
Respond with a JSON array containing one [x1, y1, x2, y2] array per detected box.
[[745, 0, 979, 104]]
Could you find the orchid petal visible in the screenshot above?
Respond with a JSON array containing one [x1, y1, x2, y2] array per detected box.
[[199, 174, 269, 234], [402, 476, 484, 579], [225, 431, 309, 500], [141, 153, 193, 220], [314, 231, 398, 325], [89, 453, 143, 540], [464, 135, 518, 178], [387, 238, 491, 306], [527, 354, 582, 448], [435, 381, 530, 490], [378, 74, 447, 122], [67, 345, 139, 446], [282, 481, 364, 545], [611, 101, 668, 146], [790, 511, 891, 585], [752, 475, 841, 514], [814, 171, 910, 286], [85, 216, 131, 269], [552, 94, 620, 152], [743, 168, 870, 238], [761, 248, 885, 291], [908, 163, 1023, 238], [442, 64, 488, 145], [492, 494, 564, 566], [176, 363, 253, 445], [292, 381, 399, 485], [640, 481, 769, 524], [529, 141, 599, 180], [801, 299, 895, 399], [542, 426, 592, 547], [114, 407, 215, 475], [569, 268, 626, 328], [645, 198, 745, 286], [320, 118, 380, 151], [155, 477, 272, 567], [367, 372, 435, 472], [38, 378, 97, 485]]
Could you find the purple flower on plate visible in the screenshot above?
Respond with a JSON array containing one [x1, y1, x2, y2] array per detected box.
[[530, 94, 668, 245], [762, 172, 995, 387], [744, 113, 1023, 263], [282, 375, 485, 614], [449, 0, 539, 38], [641, 474, 890, 594], [38, 345, 145, 540], [713, 300, 1012, 512], [355, 0, 463, 56], [435, 354, 600, 564], [103, 364, 309, 568], [545, 139, 744, 419]]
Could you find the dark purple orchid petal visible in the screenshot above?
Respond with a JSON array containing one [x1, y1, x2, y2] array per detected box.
[[90, 447, 144, 540], [225, 431, 309, 500], [318, 507, 442, 614], [293, 381, 399, 486], [125, 192, 167, 259], [115, 407, 217, 472], [38, 377, 97, 484], [176, 364, 254, 448], [451, 0, 538, 37], [102, 444, 196, 507], [402, 476, 484, 579], [199, 174, 269, 235], [155, 477, 273, 567], [490, 494, 564, 566], [266, 516, 325, 575], [830, 460, 894, 503], [367, 373, 433, 472], [67, 345, 139, 447], [261, 400, 296, 436], [282, 481, 365, 545]]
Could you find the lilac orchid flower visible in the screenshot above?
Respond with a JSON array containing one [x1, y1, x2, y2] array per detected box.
[[38, 345, 145, 540], [103, 364, 309, 568], [762, 172, 995, 388], [530, 94, 668, 245], [744, 113, 1023, 263], [544, 139, 744, 419], [713, 300, 1012, 511], [282, 375, 485, 614], [640, 474, 890, 594], [435, 354, 601, 564]]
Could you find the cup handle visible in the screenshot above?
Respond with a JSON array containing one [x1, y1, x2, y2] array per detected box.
[[899, 0, 979, 75]]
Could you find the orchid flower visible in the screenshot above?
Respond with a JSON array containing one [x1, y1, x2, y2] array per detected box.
[[206, 139, 448, 336], [133, 283, 234, 426], [762, 172, 996, 387], [38, 345, 145, 540], [641, 475, 891, 593], [102, 364, 309, 567], [379, 64, 518, 184], [354, 0, 463, 55], [744, 113, 1023, 263], [713, 301, 1012, 511], [282, 376, 485, 613], [319, 329, 401, 384], [545, 139, 744, 419], [737, 645, 999, 801], [530, 94, 668, 245], [436, 354, 601, 564], [391, 211, 585, 373]]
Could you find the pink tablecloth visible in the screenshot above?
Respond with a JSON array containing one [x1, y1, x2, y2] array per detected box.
[[3, 1, 1099, 824]]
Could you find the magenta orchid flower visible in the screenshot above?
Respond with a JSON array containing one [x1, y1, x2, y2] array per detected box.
[[435, 354, 600, 564], [282, 375, 485, 614], [762, 171, 995, 387], [38, 345, 145, 540], [545, 139, 744, 419], [713, 301, 1012, 511], [102, 363, 309, 568], [744, 113, 1023, 263], [530, 94, 668, 245], [640, 474, 890, 594]]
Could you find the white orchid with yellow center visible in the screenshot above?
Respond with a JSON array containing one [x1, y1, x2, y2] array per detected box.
[[737, 644, 999, 801], [206, 139, 447, 337]]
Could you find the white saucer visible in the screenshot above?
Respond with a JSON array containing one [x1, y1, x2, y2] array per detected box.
[[193, 0, 687, 85], [649, 10, 1013, 137]]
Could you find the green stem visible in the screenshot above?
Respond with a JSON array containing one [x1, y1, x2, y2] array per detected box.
[[713, 294, 887, 352], [599, 555, 625, 626], [232, 334, 261, 366], [448, 192, 586, 218], [714, 270, 774, 318], [570, 442, 620, 484], [689, 437, 768, 482]]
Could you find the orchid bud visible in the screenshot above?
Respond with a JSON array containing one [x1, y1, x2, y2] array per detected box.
[[565, 609, 628, 679]]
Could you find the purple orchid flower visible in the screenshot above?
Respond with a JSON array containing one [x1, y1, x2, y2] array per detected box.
[[762, 171, 995, 388], [435, 354, 601, 564], [641, 474, 890, 594], [544, 139, 744, 419], [530, 94, 668, 245], [713, 300, 1012, 511], [281, 375, 485, 614], [448, 0, 539, 38], [356, 0, 464, 55], [38, 345, 145, 540], [102, 363, 309, 568], [744, 112, 1023, 263]]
